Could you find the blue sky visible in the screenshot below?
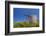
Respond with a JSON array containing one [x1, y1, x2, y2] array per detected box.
[[13, 8, 39, 22]]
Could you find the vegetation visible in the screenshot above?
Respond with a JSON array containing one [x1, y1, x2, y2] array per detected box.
[[13, 21, 39, 28]]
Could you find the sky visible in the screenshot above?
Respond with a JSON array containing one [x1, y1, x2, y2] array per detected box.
[[13, 8, 39, 22]]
